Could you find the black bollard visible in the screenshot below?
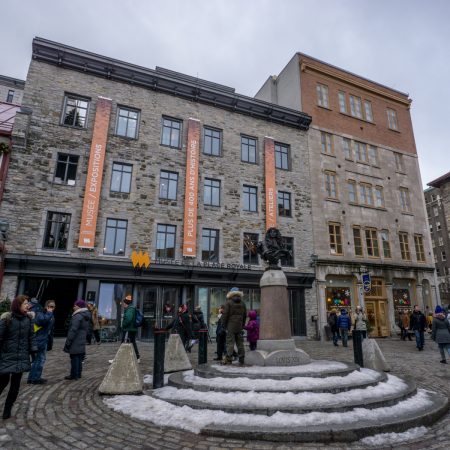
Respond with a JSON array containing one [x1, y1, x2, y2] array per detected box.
[[153, 329, 166, 389], [353, 330, 364, 367], [198, 329, 208, 365]]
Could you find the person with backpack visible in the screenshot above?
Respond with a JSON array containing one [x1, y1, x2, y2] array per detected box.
[[337, 308, 351, 347], [0, 295, 37, 419], [121, 294, 141, 362], [327, 309, 339, 346], [431, 305, 450, 364]]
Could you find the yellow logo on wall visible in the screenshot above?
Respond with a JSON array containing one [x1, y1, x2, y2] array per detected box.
[[131, 250, 151, 269]]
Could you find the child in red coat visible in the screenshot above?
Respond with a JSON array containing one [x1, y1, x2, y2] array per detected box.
[[244, 310, 259, 350]]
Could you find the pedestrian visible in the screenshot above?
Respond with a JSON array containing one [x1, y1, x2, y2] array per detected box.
[[192, 305, 206, 340], [431, 305, 450, 364], [221, 287, 247, 365], [86, 301, 101, 345], [0, 295, 37, 419], [63, 299, 90, 380], [214, 305, 226, 361], [166, 304, 193, 352], [244, 310, 259, 350], [121, 295, 140, 362], [327, 309, 339, 346], [400, 311, 412, 341], [27, 299, 55, 384], [337, 308, 351, 347], [410, 304, 426, 351], [353, 306, 367, 339]]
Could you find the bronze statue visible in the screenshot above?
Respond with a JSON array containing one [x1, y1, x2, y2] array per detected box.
[[257, 227, 292, 270]]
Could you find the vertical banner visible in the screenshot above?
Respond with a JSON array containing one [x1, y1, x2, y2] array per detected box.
[[264, 137, 277, 230], [78, 96, 112, 249], [182, 118, 201, 257]]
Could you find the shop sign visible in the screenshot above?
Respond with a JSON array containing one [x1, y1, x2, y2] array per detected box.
[[131, 250, 151, 268], [362, 273, 371, 293], [264, 137, 277, 230], [154, 258, 253, 271]]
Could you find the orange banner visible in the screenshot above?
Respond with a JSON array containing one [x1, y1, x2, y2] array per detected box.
[[78, 97, 112, 249], [264, 137, 277, 230], [182, 118, 201, 257]]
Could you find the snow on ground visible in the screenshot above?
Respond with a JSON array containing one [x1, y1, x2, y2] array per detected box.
[[360, 426, 428, 446], [143, 373, 172, 385], [152, 374, 407, 408], [211, 360, 348, 375], [183, 368, 381, 391], [104, 390, 433, 434]]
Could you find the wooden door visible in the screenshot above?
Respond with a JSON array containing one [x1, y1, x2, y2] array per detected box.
[[365, 301, 378, 337], [377, 300, 390, 337]]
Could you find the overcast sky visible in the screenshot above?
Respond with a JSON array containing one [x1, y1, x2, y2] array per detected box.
[[1, 0, 448, 186]]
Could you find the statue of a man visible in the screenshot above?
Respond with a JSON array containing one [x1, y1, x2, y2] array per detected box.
[[257, 227, 292, 270]]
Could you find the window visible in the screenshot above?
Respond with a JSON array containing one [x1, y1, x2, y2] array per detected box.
[[414, 235, 426, 262], [338, 91, 347, 113], [399, 187, 411, 212], [321, 132, 333, 155], [62, 94, 89, 128], [399, 232, 411, 261], [387, 108, 398, 130], [243, 185, 258, 212], [104, 219, 127, 255], [359, 183, 373, 206], [278, 191, 292, 217], [364, 100, 373, 122], [347, 180, 357, 203], [202, 228, 219, 262], [380, 230, 391, 258], [115, 107, 139, 138], [110, 163, 132, 194], [394, 152, 404, 172], [353, 227, 363, 257], [442, 250, 447, 262], [316, 84, 329, 108], [159, 170, 178, 200], [365, 229, 380, 257], [161, 117, 182, 148], [204, 178, 221, 206], [354, 141, 368, 163], [6, 90, 14, 103], [328, 223, 343, 255], [324, 171, 338, 199], [368, 145, 378, 165], [438, 237, 444, 246], [156, 224, 176, 258], [43, 212, 71, 250], [432, 239, 435, 248], [275, 143, 290, 169], [243, 233, 259, 265], [349, 95, 362, 118], [203, 127, 222, 156], [437, 221, 441, 231], [433, 207, 439, 217], [241, 136, 257, 163], [343, 138, 352, 159], [280, 237, 294, 267], [374, 186, 384, 207], [54, 153, 79, 185]]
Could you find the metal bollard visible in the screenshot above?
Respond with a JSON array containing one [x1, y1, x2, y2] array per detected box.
[[353, 330, 364, 367], [153, 329, 166, 389], [198, 329, 208, 365]]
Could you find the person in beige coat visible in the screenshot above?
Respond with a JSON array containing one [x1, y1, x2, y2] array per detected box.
[[86, 301, 101, 345]]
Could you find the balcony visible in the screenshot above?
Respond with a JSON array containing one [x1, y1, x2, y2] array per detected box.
[[0, 102, 20, 134]]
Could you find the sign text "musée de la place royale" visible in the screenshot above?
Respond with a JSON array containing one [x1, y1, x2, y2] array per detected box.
[[154, 258, 254, 271]]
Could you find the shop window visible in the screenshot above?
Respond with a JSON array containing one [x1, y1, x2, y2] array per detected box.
[[380, 230, 391, 258], [202, 228, 219, 262], [110, 163, 132, 194], [61, 94, 89, 128], [203, 127, 222, 156], [316, 83, 329, 108], [104, 219, 127, 255], [275, 142, 290, 170], [116, 107, 139, 138], [328, 222, 343, 255], [277, 191, 292, 217], [156, 224, 176, 259], [365, 228, 380, 257], [280, 237, 294, 267], [161, 116, 182, 148], [326, 286, 352, 312], [241, 136, 257, 164], [414, 235, 426, 262], [43, 212, 71, 250], [393, 288, 411, 311], [159, 170, 178, 200], [353, 227, 363, 257], [243, 185, 258, 212], [243, 233, 259, 265], [204, 178, 221, 206], [321, 132, 333, 155], [54, 153, 79, 185], [399, 231, 411, 261]]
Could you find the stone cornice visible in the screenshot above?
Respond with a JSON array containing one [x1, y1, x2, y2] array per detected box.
[[31, 38, 312, 130]]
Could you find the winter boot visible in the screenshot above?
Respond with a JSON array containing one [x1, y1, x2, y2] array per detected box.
[[238, 357, 245, 365]]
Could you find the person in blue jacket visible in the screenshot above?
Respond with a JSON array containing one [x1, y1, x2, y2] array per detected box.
[[337, 308, 352, 347]]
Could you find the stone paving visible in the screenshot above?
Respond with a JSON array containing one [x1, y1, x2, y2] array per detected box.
[[0, 335, 449, 449]]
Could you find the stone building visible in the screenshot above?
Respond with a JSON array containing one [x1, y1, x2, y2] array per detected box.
[[0, 38, 316, 339], [425, 172, 450, 305], [256, 53, 438, 337]]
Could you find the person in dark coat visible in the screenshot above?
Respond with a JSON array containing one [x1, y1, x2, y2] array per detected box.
[[222, 287, 247, 364], [63, 300, 90, 380], [410, 305, 427, 350], [121, 295, 140, 361], [0, 295, 37, 419], [337, 308, 351, 347], [327, 309, 339, 346], [27, 298, 55, 384], [431, 305, 450, 363], [244, 310, 259, 351], [192, 306, 206, 340], [214, 305, 226, 361], [166, 304, 193, 352]]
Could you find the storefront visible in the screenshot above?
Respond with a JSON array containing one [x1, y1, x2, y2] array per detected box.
[[364, 278, 389, 337], [325, 276, 356, 313]]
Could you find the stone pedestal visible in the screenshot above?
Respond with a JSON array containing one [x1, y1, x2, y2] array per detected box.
[[164, 334, 192, 373]]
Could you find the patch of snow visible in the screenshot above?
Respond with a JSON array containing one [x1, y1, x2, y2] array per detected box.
[[183, 368, 381, 391], [104, 390, 433, 434], [143, 373, 174, 385], [360, 426, 428, 446]]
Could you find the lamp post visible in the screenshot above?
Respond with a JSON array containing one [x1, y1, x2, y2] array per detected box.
[[0, 219, 9, 292]]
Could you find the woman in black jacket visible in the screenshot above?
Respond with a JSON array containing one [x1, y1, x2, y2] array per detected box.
[[0, 295, 37, 419]]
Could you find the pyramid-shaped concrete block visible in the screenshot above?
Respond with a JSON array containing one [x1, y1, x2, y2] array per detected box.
[[362, 338, 391, 372], [164, 334, 192, 373], [99, 343, 143, 395]]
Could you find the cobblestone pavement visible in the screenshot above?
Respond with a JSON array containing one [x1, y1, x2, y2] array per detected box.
[[0, 335, 449, 450]]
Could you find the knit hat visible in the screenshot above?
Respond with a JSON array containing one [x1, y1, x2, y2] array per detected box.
[[435, 305, 444, 314], [74, 299, 86, 308], [123, 294, 133, 305], [226, 287, 243, 299]]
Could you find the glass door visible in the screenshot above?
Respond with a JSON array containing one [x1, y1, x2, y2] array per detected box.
[[138, 286, 158, 340]]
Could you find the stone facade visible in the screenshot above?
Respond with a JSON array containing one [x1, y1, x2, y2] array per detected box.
[[0, 75, 24, 106]]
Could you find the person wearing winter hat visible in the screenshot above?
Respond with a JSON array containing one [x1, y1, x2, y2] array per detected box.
[[337, 308, 352, 347], [121, 295, 140, 362], [244, 310, 259, 351], [431, 305, 450, 364], [221, 287, 247, 364], [63, 300, 90, 380]]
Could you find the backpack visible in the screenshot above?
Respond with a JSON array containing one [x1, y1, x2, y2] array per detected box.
[[135, 309, 144, 328]]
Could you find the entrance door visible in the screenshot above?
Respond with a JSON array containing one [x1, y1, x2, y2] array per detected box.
[[366, 300, 389, 337]]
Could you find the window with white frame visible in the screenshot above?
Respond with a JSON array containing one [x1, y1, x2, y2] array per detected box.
[[374, 186, 384, 207], [399, 187, 411, 212], [324, 171, 338, 199], [321, 132, 333, 155], [380, 230, 391, 258], [368, 145, 378, 165], [347, 180, 357, 202], [353, 227, 363, 257], [338, 91, 347, 113], [343, 138, 352, 159], [365, 228, 380, 257], [394, 152, 404, 172], [316, 83, 329, 108], [437, 221, 441, 231], [387, 108, 398, 130], [364, 100, 373, 122], [349, 95, 363, 118], [399, 232, 411, 261], [438, 237, 444, 246], [354, 141, 368, 163], [433, 206, 439, 217], [414, 235, 426, 262], [328, 222, 343, 255], [359, 183, 373, 206]]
